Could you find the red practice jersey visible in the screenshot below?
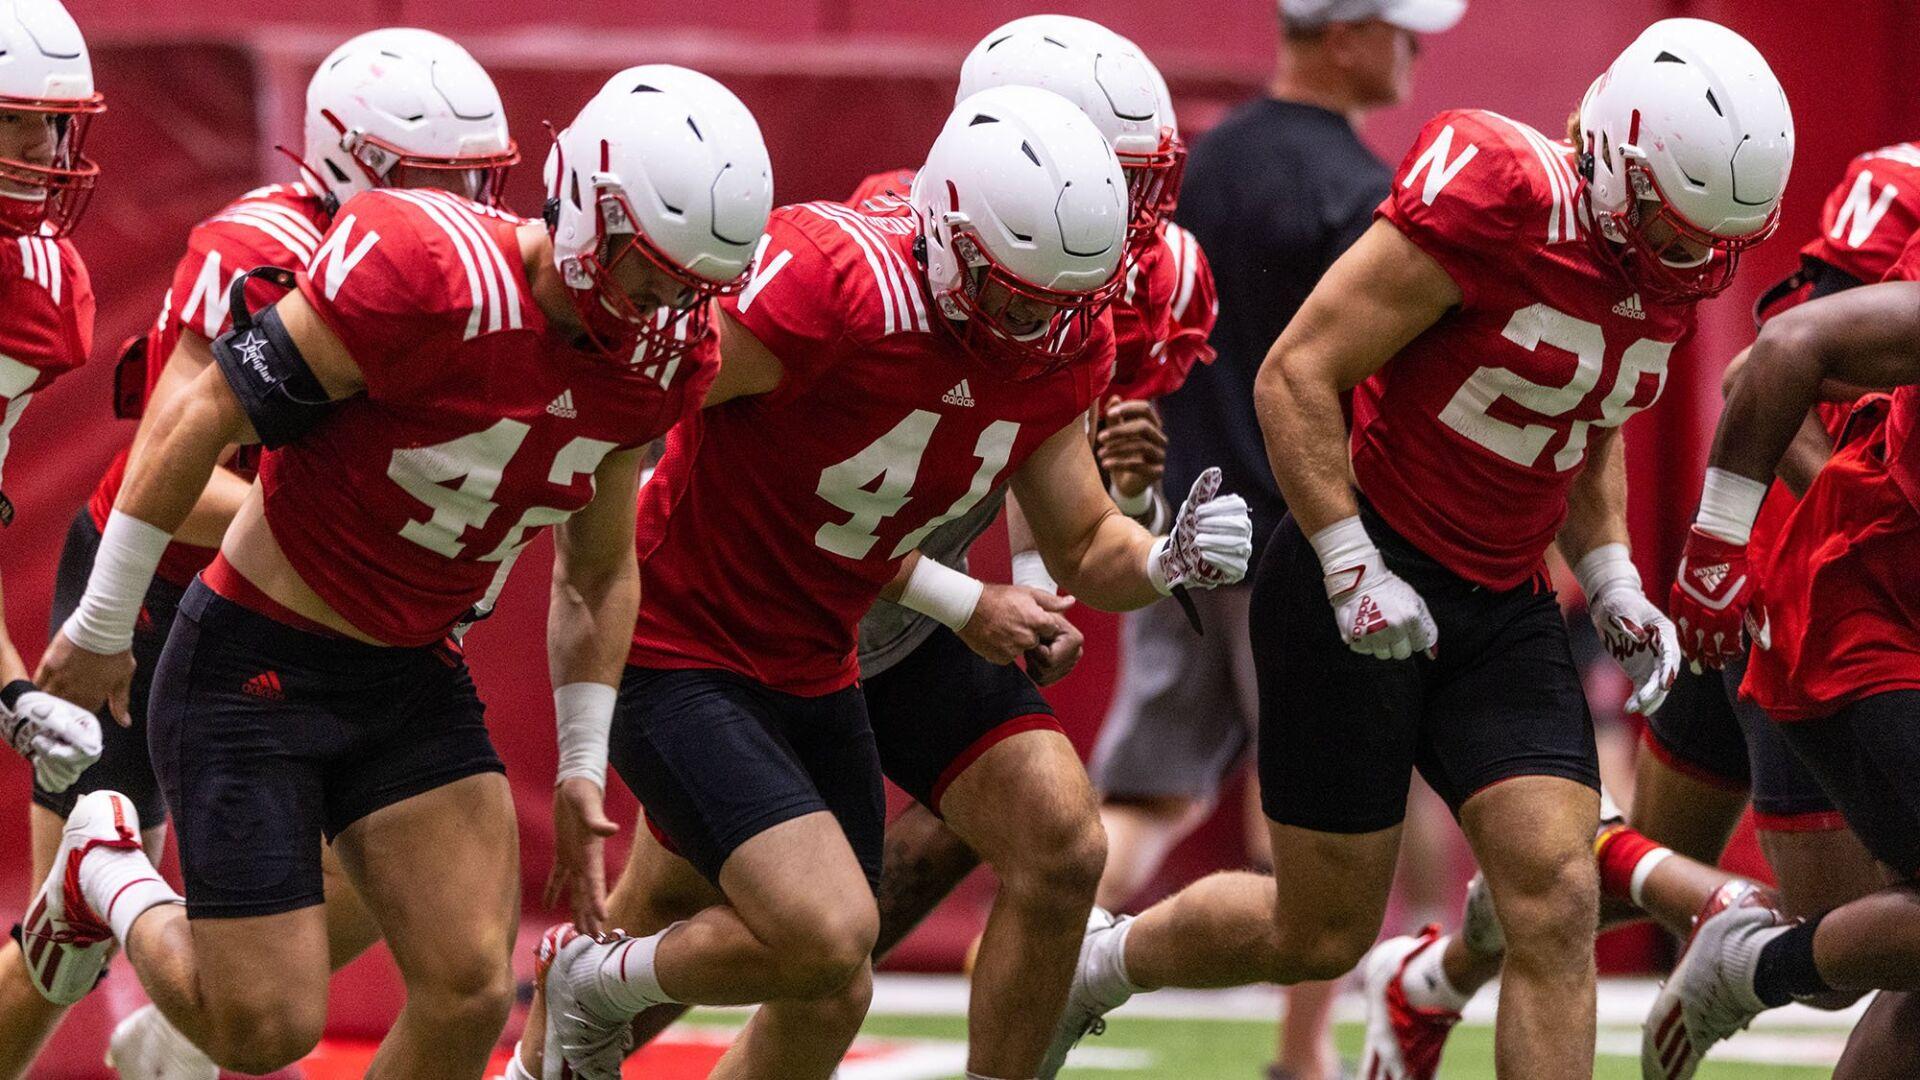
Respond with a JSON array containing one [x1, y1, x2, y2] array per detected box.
[[0, 231, 93, 516], [89, 183, 330, 584], [252, 188, 716, 646], [1742, 235, 1920, 718], [1358, 110, 1694, 589], [630, 199, 1113, 694], [1111, 220, 1216, 401], [1801, 142, 1920, 285]]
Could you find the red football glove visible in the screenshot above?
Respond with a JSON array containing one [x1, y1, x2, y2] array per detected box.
[[1668, 527, 1755, 673]]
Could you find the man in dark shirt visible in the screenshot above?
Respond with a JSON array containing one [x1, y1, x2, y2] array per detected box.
[[1087, 3, 1463, 1078]]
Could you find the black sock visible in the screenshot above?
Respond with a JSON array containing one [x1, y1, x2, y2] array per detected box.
[[1752, 914, 1831, 1007]]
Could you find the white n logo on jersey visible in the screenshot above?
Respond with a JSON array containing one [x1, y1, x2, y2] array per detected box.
[[180, 249, 239, 339], [310, 213, 382, 302], [1403, 124, 1480, 207], [735, 235, 794, 315], [1829, 170, 1900, 250]]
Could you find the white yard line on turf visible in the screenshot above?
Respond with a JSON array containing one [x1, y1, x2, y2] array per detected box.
[[866, 973, 1869, 1032]]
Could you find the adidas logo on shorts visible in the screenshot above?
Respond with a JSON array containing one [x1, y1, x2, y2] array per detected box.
[[546, 389, 578, 419], [1611, 294, 1646, 320], [941, 380, 975, 408], [242, 671, 286, 701]]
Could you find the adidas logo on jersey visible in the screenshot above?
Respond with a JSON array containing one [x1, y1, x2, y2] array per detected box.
[[242, 671, 286, 701], [546, 390, 578, 419], [941, 380, 975, 408], [1692, 562, 1731, 593], [1611, 294, 1646, 320]]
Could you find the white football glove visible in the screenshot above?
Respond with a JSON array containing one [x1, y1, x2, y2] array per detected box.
[[1148, 468, 1252, 593], [1310, 516, 1437, 661], [1575, 544, 1679, 716], [3, 683, 103, 794]]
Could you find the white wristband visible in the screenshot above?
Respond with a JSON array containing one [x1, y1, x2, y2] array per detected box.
[[1306, 515, 1377, 578], [62, 510, 170, 655], [898, 557, 984, 631], [1109, 480, 1155, 519], [1573, 543, 1641, 605], [553, 681, 616, 788], [1694, 467, 1768, 545], [1010, 550, 1059, 594]]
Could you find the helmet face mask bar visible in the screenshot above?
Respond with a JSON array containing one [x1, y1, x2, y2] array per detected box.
[[932, 212, 1121, 381], [1120, 128, 1185, 250], [0, 92, 103, 236], [551, 155, 747, 370], [1579, 144, 1778, 305], [317, 107, 519, 208]]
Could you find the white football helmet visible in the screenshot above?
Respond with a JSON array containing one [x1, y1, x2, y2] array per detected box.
[[0, 0, 103, 236], [545, 65, 773, 365], [302, 28, 518, 212], [912, 85, 1127, 376], [1116, 34, 1187, 225], [958, 15, 1176, 246], [1578, 18, 1794, 301]]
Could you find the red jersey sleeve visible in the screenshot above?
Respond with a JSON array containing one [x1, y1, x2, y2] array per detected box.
[[1805, 146, 1920, 285], [846, 168, 918, 208], [169, 213, 319, 349], [719, 207, 858, 408], [295, 190, 471, 402], [1160, 221, 1218, 379], [0, 236, 93, 389], [1378, 110, 1530, 309]]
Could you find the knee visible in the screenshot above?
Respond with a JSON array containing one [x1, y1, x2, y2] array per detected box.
[[1489, 844, 1599, 960], [774, 902, 880, 999], [413, 956, 517, 1038], [996, 810, 1108, 910], [1269, 925, 1372, 984], [205, 1001, 326, 1074]]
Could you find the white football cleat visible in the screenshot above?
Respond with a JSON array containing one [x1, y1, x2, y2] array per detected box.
[[1642, 882, 1787, 1080], [1357, 926, 1462, 1080], [20, 790, 144, 1004], [536, 924, 635, 1080], [1459, 872, 1504, 957], [106, 1003, 217, 1080], [1038, 906, 1133, 1079]]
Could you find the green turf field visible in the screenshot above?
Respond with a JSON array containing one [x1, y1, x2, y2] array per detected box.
[[824, 1014, 1838, 1079]]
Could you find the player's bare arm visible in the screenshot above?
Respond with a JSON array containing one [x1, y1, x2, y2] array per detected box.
[[1558, 426, 1679, 713], [126, 330, 256, 548], [37, 288, 365, 715], [703, 305, 785, 406], [1009, 416, 1250, 612], [545, 446, 646, 934], [1715, 281, 1920, 484], [1253, 218, 1460, 536], [1253, 217, 1458, 661]]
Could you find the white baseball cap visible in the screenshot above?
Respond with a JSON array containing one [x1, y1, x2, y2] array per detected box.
[[1280, 0, 1466, 33]]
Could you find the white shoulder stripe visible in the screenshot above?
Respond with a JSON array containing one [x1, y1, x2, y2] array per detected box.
[[800, 203, 901, 335], [1485, 111, 1579, 245], [43, 239, 61, 304], [402, 191, 504, 334], [421, 191, 522, 331], [810, 202, 930, 333], [215, 207, 319, 264], [1171, 226, 1200, 322], [386, 190, 489, 339], [240, 200, 325, 248]]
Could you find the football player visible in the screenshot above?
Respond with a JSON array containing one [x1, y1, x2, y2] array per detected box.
[[1357, 137, 1920, 1080], [1034, 18, 1793, 1079], [588, 19, 1223, 1080], [0, 28, 528, 1078], [517, 85, 1250, 1080], [26, 66, 771, 1078], [1646, 223, 1920, 1080], [0, 0, 105, 1069]]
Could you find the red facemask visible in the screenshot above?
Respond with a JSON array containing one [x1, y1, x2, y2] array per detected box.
[[0, 95, 105, 237], [933, 224, 1122, 381], [1580, 159, 1778, 305]]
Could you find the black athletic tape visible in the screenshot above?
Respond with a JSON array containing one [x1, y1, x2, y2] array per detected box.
[[211, 267, 333, 450], [0, 679, 33, 713], [0, 490, 12, 527]]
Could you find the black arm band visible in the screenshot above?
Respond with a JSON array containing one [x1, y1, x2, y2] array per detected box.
[[211, 266, 334, 450]]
